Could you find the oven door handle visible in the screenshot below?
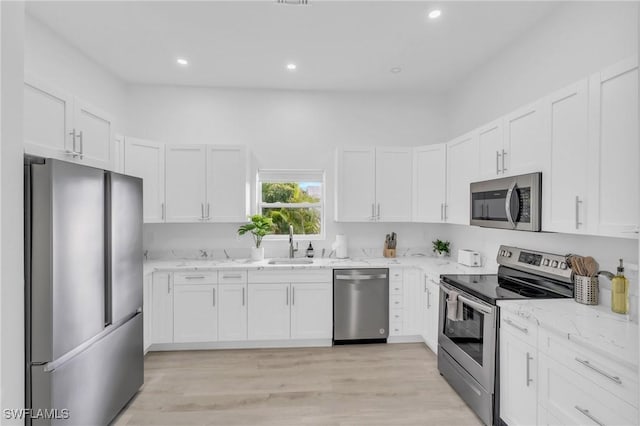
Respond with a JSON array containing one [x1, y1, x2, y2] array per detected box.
[[441, 285, 493, 315], [505, 181, 519, 229]]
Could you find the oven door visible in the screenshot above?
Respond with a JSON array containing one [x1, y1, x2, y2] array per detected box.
[[438, 283, 496, 392], [470, 172, 541, 231]]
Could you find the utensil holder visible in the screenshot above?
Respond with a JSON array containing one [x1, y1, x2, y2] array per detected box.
[[574, 275, 599, 305]]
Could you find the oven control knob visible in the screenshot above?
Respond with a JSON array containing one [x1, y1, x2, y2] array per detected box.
[[505, 251, 512, 258], [559, 262, 567, 270], [543, 258, 550, 267], [551, 260, 559, 268]]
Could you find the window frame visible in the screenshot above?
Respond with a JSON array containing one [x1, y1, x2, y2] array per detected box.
[[256, 169, 326, 241]]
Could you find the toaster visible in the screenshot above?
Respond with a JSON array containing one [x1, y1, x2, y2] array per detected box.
[[458, 249, 481, 267]]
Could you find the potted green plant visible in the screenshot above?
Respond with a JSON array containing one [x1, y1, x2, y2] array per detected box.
[[237, 214, 273, 260], [432, 239, 451, 257]]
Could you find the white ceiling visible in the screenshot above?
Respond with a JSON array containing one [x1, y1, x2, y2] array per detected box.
[[26, 1, 560, 92]]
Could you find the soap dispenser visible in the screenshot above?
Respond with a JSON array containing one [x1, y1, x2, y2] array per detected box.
[[611, 259, 629, 314], [306, 242, 315, 258]]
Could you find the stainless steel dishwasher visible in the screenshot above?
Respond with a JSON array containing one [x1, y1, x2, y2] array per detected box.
[[333, 268, 389, 344]]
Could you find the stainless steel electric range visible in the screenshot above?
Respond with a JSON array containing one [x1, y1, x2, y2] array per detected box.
[[437, 245, 574, 426]]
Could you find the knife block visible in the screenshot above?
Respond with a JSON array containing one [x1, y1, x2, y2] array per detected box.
[[383, 244, 396, 258]]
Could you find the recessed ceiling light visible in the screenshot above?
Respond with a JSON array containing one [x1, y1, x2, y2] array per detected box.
[[176, 58, 189, 66], [286, 63, 297, 71], [390, 67, 402, 74], [428, 9, 442, 19]]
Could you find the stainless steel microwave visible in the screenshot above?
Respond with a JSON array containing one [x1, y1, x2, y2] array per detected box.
[[470, 172, 541, 231]]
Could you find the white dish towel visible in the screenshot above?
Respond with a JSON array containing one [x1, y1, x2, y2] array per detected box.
[[446, 291, 464, 321]]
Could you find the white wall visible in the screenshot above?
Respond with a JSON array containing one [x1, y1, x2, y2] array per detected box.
[[447, 1, 639, 137], [1, 1, 25, 423], [24, 14, 128, 132], [126, 85, 448, 257]]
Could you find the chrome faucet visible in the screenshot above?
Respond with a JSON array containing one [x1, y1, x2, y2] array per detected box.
[[289, 225, 298, 258]]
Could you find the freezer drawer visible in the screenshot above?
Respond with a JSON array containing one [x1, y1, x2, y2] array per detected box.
[[31, 314, 143, 426], [333, 269, 389, 342]]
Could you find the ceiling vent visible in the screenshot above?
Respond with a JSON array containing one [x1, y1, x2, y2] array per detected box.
[[276, 0, 309, 5]]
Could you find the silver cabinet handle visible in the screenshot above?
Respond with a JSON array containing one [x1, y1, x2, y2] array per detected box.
[[286, 286, 289, 306], [575, 358, 622, 385], [575, 406, 605, 426], [526, 352, 533, 387], [504, 318, 528, 334], [575, 196, 583, 229], [68, 129, 78, 157], [204, 203, 211, 220], [501, 149, 507, 172], [78, 130, 84, 159], [377, 203, 380, 220], [201, 203, 205, 220], [242, 287, 245, 306], [167, 273, 171, 294], [496, 151, 501, 175], [185, 275, 206, 279], [424, 275, 427, 292], [292, 286, 295, 305], [212, 288, 216, 306], [161, 202, 165, 221], [222, 274, 242, 279], [371, 203, 375, 221], [440, 203, 443, 221], [427, 289, 431, 308], [444, 204, 447, 220]]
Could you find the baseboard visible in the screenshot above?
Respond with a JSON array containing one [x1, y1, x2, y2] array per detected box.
[[387, 335, 424, 344], [149, 338, 333, 352]]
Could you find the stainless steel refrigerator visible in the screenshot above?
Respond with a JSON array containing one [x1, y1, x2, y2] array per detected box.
[[25, 157, 143, 425]]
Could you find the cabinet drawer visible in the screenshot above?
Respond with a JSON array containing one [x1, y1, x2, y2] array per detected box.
[[500, 310, 538, 345], [174, 271, 217, 285], [389, 320, 403, 336], [248, 269, 331, 283], [539, 353, 637, 425], [390, 294, 403, 309], [218, 270, 247, 284], [390, 281, 403, 295], [389, 309, 403, 323], [540, 327, 638, 407], [389, 268, 403, 282]]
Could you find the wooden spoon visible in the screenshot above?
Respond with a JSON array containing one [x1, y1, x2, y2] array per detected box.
[[583, 256, 599, 277]]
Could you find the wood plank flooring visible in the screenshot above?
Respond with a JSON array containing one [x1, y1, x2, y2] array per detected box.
[[114, 343, 482, 426]]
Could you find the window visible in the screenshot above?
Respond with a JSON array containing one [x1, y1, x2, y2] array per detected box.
[[257, 169, 325, 239]]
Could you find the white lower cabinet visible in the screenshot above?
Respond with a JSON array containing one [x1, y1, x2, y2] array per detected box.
[[499, 312, 538, 426], [290, 283, 332, 339], [218, 283, 248, 341], [402, 268, 422, 336], [247, 283, 291, 340], [421, 272, 440, 353], [173, 284, 218, 343], [150, 272, 173, 344], [143, 273, 152, 353]]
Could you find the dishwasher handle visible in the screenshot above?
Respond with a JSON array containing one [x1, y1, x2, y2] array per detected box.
[[335, 274, 388, 281]]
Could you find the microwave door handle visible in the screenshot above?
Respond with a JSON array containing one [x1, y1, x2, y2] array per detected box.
[[505, 181, 518, 229]]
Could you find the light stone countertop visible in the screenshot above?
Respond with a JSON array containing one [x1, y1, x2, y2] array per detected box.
[[144, 255, 498, 276], [498, 298, 639, 371]]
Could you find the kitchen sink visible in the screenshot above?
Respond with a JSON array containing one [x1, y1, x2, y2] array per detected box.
[[267, 258, 315, 265]]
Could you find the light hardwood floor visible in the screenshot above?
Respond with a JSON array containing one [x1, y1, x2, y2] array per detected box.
[[114, 343, 482, 426]]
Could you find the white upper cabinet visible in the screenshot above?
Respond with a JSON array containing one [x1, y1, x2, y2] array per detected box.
[[477, 120, 504, 179], [502, 100, 549, 177], [165, 145, 207, 223], [335, 147, 412, 222], [446, 132, 479, 225], [543, 79, 589, 234], [588, 57, 639, 238], [335, 147, 376, 221], [375, 147, 413, 222], [124, 137, 166, 223], [206, 145, 249, 222], [24, 75, 116, 169], [413, 144, 446, 222]]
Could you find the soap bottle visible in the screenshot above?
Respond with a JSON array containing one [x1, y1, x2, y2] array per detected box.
[[611, 259, 629, 314], [306, 242, 315, 258]]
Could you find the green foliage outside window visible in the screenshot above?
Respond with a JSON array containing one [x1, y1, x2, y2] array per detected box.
[[261, 182, 322, 235]]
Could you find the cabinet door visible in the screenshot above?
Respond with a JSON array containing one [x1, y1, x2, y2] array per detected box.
[[74, 99, 115, 170], [143, 273, 152, 353], [375, 147, 413, 222], [588, 57, 639, 238], [477, 120, 504, 179], [499, 330, 537, 426], [426, 278, 440, 353], [218, 283, 248, 341], [150, 273, 173, 344], [543, 80, 589, 234], [124, 137, 166, 223], [446, 132, 479, 225], [402, 269, 422, 336], [502, 100, 548, 177], [247, 283, 290, 340], [173, 284, 218, 343], [290, 283, 332, 339], [206, 145, 249, 222], [165, 145, 207, 223], [335, 147, 376, 221], [413, 144, 446, 223], [23, 76, 75, 159]]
